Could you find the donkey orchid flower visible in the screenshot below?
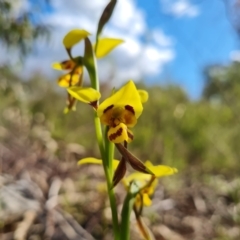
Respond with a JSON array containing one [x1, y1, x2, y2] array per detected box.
[[97, 80, 146, 143]]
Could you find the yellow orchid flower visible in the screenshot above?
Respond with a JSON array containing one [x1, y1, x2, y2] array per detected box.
[[123, 161, 177, 208], [52, 59, 77, 71], [52, 60, 82, 88], [78, 158, 176, 240], [78, 157, 177, 203], [97, 80, 146, 143]]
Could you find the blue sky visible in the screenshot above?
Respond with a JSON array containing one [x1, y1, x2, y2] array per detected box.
[[2, 0, 239, 100], [137, 0, 239, 98]]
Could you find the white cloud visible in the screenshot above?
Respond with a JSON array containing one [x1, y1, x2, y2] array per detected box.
[[161, 0, 200, 18], [230, 50, 240, 62], [152, 29, 174, 47], [3, 0, 175, 86]]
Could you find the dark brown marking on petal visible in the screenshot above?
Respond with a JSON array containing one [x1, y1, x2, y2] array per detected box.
[[125, 105, 135, 115], [109, 127, 122, 141], [103, 104, 114, 113], [127, 131, 134, 141], [89, 101, 98, 110], [62, 60, 73, 70]]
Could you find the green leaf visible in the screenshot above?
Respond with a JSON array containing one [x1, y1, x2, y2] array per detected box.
[[63, 29, 90, 48], [95, 38, 124, 58]]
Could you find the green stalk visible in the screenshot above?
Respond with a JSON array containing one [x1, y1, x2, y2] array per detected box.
[[94, 118, 119, 239], [120, 181, 140, 240], [105, 126, 115, 178], [90, 52, 119, 240]]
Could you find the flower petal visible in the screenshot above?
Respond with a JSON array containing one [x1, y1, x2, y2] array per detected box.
[[97, 81, 143, 120], [143, 194, 152, 206], [95, 38, 124, 58], [63, 29, 90, 48], [125, 172, 152, 185], [112, 158, 127, 188], [108, 123, 129, 143], [116, 143, 154, 175], [58, 73, 80, 87], [138, 90, 149, 103], [68, 87, 101, 104], [78, 157, 119, 170], [52, 60, 76, 71], [145, 161, 178, 177]]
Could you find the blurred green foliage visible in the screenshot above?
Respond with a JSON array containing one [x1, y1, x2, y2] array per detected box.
[[1, 61, 240, 177], [0, 0, 49, 55]]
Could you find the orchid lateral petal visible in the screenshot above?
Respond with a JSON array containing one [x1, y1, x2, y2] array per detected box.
[[63, 29, 90, 48], [78, 157, 119, 170], [68, 87, 101, 104], [97, 81, 143, 120], [145, 160, 178, 177], [112, 158, 127, 188], [115, 143, 154, 175], [138, 90, 149, 103], [95, 38, 124, 58], [96, 0, 117, 38], [52, 60, 76, 71], [78, 158, 103, 165]]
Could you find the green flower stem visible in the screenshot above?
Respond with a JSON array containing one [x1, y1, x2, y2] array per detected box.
[[90, 54, 119, 240], [94, 113, 105, 157], [94, 116, 119, 240], [120, 181, 140, 240], [105, 126, 115, 178], [104, 165, 120, 240]]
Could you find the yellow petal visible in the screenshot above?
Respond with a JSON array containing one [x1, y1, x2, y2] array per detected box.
[[95, 38, 124, 58], [58, 73, 80, 87], [134, 194, 143, 209], [145, 161, 178, 177], [108, 123, 129, 143], [138, 90, 149, 103], [125, 172, 152, 186], [143, 194, 152, 206], [78, 157, 119, 170], [97, 80, 143, 120], [52, 60, 76, 71], [67, 87, 101, 103], [63, 29, 90, 48]]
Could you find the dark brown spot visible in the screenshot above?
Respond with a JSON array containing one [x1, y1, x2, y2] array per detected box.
[[89, 101, 98, 109], [103, 104, 114, 113], [109, 127, 123, 141], [127, 131, 134, 141], [125, 105, 135, 115]]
